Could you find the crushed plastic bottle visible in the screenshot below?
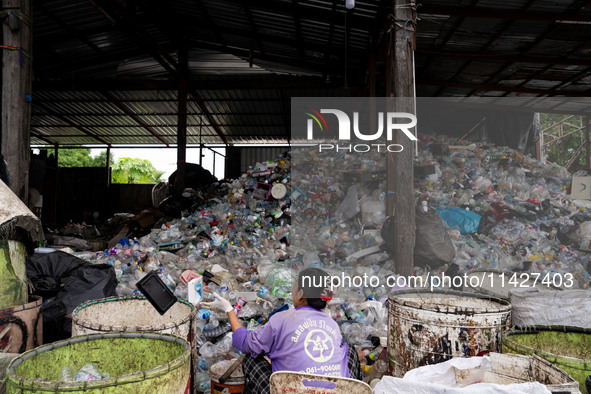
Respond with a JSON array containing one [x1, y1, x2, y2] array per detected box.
[[75, 363, 108, 381], [58, 366, 76, 381]]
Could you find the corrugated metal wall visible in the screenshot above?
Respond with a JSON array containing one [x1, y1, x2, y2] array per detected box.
[[240, 147, 289, 173], [109, 184, 155, 213]]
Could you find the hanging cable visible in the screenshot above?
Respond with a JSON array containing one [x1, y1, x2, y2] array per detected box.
[[387, 14, 416, 55]]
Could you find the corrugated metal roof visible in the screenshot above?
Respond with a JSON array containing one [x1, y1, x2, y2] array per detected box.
[[28, 0, 591, 146]]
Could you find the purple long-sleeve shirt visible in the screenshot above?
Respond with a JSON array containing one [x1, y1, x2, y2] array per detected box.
[[232, 305, 350, 377]]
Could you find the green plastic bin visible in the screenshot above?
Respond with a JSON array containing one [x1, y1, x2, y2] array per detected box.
[[6, 332, 190, 393], [503, 325, 591, 394]]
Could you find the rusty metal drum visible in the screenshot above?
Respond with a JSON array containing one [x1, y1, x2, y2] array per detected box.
[[0, 296, 43, 354], [388, 289, 511, 377]]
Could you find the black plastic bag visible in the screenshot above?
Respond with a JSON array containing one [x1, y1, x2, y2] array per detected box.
[[414, 205, 456, 268], [381, 205, 456, 269], [168, 162, 217, 190], [477, 212, 497, 236], [27, 251, 117, 343], [557, 225, 579, 246], [158, 195, 192, 218], [380, 216, 396, 256]]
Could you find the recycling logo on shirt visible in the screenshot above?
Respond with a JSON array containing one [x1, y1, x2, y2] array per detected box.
[[303, 329, 335, 363]]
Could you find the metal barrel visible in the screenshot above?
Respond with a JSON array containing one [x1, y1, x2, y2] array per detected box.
[[388, 289, 511, 377]]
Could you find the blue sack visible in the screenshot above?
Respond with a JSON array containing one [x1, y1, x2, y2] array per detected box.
[[437, 207, 482, 235]]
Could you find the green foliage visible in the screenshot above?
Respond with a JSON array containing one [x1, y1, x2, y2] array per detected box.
[[540, 113, 586, 170], [91, 150, 115, 167], [111, 157, 164, 184], [55, 147, 113, 168], [57, 148, 93, 167], [50, 148, 161, 184]]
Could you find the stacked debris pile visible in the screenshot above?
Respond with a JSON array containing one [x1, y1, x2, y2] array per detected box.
[[67, 142, 591, 391]]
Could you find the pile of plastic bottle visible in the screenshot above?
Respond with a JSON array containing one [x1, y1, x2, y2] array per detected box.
[[413, 141, 591, 287], [74, 139, 591, 392]]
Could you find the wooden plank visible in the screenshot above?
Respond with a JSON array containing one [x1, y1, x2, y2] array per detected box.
[[533, 113, 543, 162], [565, 143, 584, 170], [391, 0, 416, 277], [586, 117, 590, 170], [1, 0, 32, 201]]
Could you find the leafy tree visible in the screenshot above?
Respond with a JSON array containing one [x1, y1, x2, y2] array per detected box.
[[57, 148, 94, 167], [111, 157, 164, 184], [50, 148, 162, 184], [54, 147, 113, 168], [91, 150, 114, 167]]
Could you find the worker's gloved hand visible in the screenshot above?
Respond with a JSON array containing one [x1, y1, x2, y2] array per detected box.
[[201, 292, 233, 314]]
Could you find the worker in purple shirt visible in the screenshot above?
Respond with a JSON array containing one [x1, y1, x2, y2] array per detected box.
[[202, 267, 361, 393]]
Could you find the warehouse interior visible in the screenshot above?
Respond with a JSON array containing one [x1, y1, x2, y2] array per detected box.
[[2, 1, 591, 392], [0, 0, 586, 226]]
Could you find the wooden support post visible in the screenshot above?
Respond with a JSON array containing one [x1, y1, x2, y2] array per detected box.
[[368, 39, 376, 97], [586, 117, 590, 170], [385, 33, 392, 97], [533, 112, 543, 162], [212, 150, 216, 178], [106, 146, 111, 188], [176, 46, 188, 195], [390, 0, 416, 277], [1, 0, 32, 202]]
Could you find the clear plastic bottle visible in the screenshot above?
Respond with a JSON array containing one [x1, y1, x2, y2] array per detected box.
[[206, 282, 222, 294], [344, 304, 365, 323], [195, 370, 211, 391], [58, 366, 76, 381], [196, 308, 211, 320], [247, 319, 262, 331], [367, 359, 388, 381], [256, 286, 278, 304], [199, 342, 218, 360], [233, 297, 246, 315], [75, 363, 107, 381], [215, 333, 234, 353], [205, 312, 220, 331]]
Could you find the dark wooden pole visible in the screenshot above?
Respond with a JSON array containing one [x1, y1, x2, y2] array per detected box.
[[586, 116, 590, 170], [533, 112, 542, 162], [176, 47, 188, 195], [1, 0, 32, 202], [106, 146, 111, 188], [390, 0, 415, 277]]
